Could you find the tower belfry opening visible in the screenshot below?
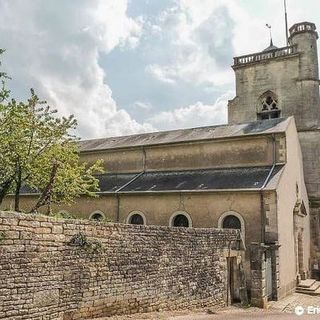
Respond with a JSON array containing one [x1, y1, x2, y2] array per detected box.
[[257, 92, 280, 120]]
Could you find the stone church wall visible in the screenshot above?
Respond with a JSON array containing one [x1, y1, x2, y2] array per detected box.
[[0, 211, 239, 320], [298, 131, 320, 199], [80, 135, 276, 173]]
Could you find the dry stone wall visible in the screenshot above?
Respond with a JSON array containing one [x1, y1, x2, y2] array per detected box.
[[0, 211, 239, 320]]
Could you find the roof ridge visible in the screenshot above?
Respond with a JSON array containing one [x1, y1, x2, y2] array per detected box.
[[79, 117, 291, 152]]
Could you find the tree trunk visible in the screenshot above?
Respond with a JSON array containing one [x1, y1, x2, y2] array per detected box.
[[0, 178, 14, 205], [30, 162, 58, 213], [14, 166, 22, 212]]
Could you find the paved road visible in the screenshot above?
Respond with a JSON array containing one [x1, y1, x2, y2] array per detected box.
[[95, 309, 320, 320], [93, 293, 320, 319], [168, 310, 320, 319]]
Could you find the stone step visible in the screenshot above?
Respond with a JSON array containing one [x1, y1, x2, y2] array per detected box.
[[297, 281, 320, 291], [297, 282, 320, 292], [298, 279, 317, 288], [296, 281, 320, 295], [296, 287, 320, 296]]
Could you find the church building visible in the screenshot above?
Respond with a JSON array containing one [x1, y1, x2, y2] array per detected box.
[[4, 21, 320, 307]]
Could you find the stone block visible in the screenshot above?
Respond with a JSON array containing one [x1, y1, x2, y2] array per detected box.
[[33, 289, 60, 308], [52, 226, 63, 234]]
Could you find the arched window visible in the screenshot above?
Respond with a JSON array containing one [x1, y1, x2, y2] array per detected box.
[[257, 91, 281, 120], [218, 211, 245, 250], [129, 214, 144, 225], [173, 214, 189, 227], [169, 211, 192, 228], [126, 211, 146, 225], [89, 211, 105, 221], [218, 211, 245, 235], [222, 215, 241, 230]]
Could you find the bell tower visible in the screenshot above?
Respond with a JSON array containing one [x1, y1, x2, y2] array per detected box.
[[228, 21, 320, 276], [228, 22, 320, 130]]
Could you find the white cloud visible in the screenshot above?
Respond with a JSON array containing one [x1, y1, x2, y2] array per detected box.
[[145, 64, 177, 84], [0, 0, 154, 138], [149, 91, 233, 130], [144, 1, 237, 87], [3, 0, 317, 139], [133, 101, 153, 111], [144, 0, 320, 88]]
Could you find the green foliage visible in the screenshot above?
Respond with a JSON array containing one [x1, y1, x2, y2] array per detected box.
[[0, 49, 104, 212], [0, 49, 10, 103], [68, 232, 103, 253], [97, 216, 113, 223], [51, 211, 76, 220]]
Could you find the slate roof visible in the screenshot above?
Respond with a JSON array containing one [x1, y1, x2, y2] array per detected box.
[[19, 165, 284, 194], [80, 118, 291, 152], [97, 173, 139, 192], [97, 165, 284, 193]]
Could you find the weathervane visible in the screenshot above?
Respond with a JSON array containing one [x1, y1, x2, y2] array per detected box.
[[266, 24, 273, 46]]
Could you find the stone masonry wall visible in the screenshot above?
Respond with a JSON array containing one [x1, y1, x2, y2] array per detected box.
[[0, 211, 239, 320]]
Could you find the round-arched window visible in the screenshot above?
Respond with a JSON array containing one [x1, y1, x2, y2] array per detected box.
[[89, 211, 105, 221], [126, 211, 146, 225], [218, 212, 245, 250], [218, 211, 245, 235], [129, 214, 144, 225], [169, 211, 192, 228], [222, 215, 241, 230], [173, 214, 189, 227]]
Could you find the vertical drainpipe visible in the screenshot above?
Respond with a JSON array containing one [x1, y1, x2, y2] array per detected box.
[[260, 134, 277, 244], [116, 194, 120, 223], [115, 146, 146, 222]]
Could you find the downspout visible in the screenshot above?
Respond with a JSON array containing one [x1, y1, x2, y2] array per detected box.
[[260, 134, 277, 243], [115, 146, 147, 222], [226, 240, 232, 306], [116, 194, 120, 223]]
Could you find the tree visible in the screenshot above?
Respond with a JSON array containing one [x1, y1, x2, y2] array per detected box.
[[0, 50, 104, 214]]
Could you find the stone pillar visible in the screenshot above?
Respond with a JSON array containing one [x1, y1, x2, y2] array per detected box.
[[310, 207, 320, 279], [270, 244, 280, 300], [250, 243, 267, 308]]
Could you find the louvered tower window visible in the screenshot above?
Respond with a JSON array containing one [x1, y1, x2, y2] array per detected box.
[[257, 93, 281, 120]]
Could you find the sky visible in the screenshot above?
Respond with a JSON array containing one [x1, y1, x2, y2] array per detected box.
[[0, 0, 320, 139]]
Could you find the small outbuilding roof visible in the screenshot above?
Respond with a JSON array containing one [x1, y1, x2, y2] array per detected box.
[[79, 117, 291, 152]]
